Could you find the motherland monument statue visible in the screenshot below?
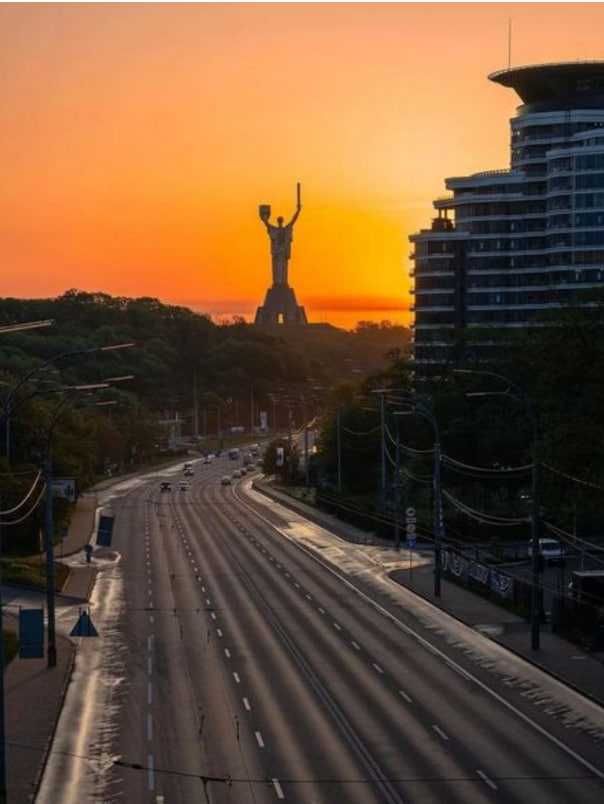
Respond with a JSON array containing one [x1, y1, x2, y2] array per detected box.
[[255, 182, 308, 326]]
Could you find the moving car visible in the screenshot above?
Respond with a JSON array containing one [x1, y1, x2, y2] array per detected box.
[[232, 470, 242, 479], [221, 475, 232, 486], [160, 481, 171, 492], [184, 468, 194, 477], [179, 481, 189, 492], [528, 538, 565, 565]]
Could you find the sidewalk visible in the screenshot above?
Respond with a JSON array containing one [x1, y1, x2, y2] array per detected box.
[[4, 483, 103, 802], [255, 478, 604, 708]]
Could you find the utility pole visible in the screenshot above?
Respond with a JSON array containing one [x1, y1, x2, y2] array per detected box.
[[395, 417, 401, 550], [304, 426, 310, 487], [433, 436, 443, 598], [193, 371, 199, 441], [336, 408, 342, 493], [379, 391, 386, 502], [0, 497, 7, 804], [530, 408, 541, 650], [44, 454, 57, 667], [250, 386, 254, 434]]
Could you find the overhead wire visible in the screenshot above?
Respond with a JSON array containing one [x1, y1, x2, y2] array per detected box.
[[0, 469, 43, 515], [0, 482, 46, 525]]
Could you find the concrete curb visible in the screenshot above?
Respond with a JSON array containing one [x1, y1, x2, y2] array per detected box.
[[389, 570, 604, 710], [253, 478, 604, 710], [30, 639, 77, 802]]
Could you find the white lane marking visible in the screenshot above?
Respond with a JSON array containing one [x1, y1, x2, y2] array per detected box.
[[210, 612, 216, 620], [306, 594, 312, 600], [147, 656, 152, 676], [432, 725, 449, 741], [201, 586, 206, 592], [233, 672, 241, 684], [333, 622, 341, 631], [255, 731, 265, 748], [372, 663, 384, 674], [147, 753, 154, 790], [147, 713, 153, 741], [148, 682, 153, 705], [272, 778, 285, 799], [156, 797, 165, 804], [243, 697, 251, 711], [476, 770, 498, 791], [224, 648, 231, 659], [149, 615, 154, 625], [147, 635, 153, 652], [217, 628, 223, 638], [318, 607, 325, 615], [294, 582, 300, 588], [399, 690, 413, 703], [233, 485, 604, 784], [206, 598, 211, 605], [351, 641, 361, 651]]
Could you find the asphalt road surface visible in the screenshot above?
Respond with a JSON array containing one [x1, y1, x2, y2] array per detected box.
[[37, 455, 604, 803]]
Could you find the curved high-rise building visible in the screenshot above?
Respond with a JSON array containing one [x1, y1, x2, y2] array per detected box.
[[410, 62, 604, 376]]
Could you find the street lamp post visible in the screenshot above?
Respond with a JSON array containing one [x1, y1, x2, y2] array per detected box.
[[454, 368, 541, 650], [392, 398, 443, 598]]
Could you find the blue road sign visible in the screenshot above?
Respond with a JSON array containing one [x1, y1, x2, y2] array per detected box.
[[19, 608, 44, 658], [70, 610, 98, 637], [96, 514, 114, 546], [407, 536, 417, 549]]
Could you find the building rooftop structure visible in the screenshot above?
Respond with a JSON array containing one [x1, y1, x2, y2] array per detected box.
[[409, 61, 604, 379], [489, 61, 604, 107]]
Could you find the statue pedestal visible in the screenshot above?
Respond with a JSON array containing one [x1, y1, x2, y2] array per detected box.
[[255, 284, 307, 326]]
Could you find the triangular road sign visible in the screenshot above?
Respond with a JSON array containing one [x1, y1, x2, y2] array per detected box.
[[70, 610, 98, 637]]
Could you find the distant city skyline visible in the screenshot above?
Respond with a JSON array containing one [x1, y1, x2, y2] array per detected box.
[[2, 3, 604, 328]]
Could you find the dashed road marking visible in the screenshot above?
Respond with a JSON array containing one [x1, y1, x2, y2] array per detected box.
[[398, 689, 413, 703], [148, 682, 153, 705], [243, 697, 251, 711], [147, 713, 153, 741], [211, 612, 216, 620], [372, 663, 384, 674], [255, 731, 265, 748], [318, 607, 325, 615], [272, 778, 285, 799], [333, 622, 341, 631], [432, 725, 449, 741], [351, 641, 360, 650], [217, 628, 223, 637], [476, 770, 498, 791], [233, 672, 241, 684], [147, 753, 154, 790], [224, 648, 231, 659]]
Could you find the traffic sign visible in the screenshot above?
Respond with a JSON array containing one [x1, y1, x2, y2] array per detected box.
[[70, 610, 98, 637], [19, 608, 44, 658]]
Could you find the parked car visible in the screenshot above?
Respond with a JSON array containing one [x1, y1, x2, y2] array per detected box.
[[232, 470, 242, 479], [160, 481, 171, 492], [528, 538, 565, 565], [184, 469, 194, 477], [221, 475, 232, 486], [179, 481, 189, 492]]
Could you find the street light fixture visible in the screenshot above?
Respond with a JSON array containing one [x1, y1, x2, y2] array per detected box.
[[0, 319, 54, 335]]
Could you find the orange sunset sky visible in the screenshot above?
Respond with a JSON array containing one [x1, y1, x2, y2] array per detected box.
[[2, 3, 604, 329]]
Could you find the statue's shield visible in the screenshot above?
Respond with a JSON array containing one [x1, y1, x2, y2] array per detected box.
[[259, 204, 271, 220]]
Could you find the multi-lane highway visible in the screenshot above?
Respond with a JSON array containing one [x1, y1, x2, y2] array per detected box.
[[37, 454, 604, 803]]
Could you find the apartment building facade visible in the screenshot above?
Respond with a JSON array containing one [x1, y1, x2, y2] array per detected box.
[[410, 62, 604, 376]]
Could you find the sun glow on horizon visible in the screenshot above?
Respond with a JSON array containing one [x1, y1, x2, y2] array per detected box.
[[2, 3, 604, 326]]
